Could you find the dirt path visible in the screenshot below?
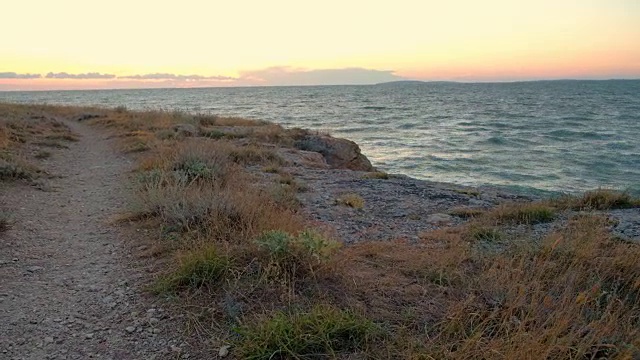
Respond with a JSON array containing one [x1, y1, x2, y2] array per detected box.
[[0, 121, 179, 359]]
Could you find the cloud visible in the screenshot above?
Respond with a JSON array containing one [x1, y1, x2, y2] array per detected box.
[[118, 73, 237, 81], [45, 72, 116, 79], [239, 67, 404, 86], [0, 72, 42, 79]]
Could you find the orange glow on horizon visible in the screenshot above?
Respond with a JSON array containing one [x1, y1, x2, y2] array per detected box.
[[1, 0, 639, 90]]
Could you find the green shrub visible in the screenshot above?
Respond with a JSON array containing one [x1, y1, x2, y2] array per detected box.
[[236, 305, 380, 359], [0, 158, 38, 181], [493, 203, 556, 224], [154, 246, 230, 292], [469, 226, 502, 242], [256, 230, 339, 281]]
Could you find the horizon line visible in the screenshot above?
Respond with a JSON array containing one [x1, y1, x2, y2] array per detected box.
[[1, 77, 639, 93]]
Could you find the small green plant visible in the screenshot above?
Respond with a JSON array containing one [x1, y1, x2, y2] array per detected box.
[[173, 157, 216, 182], [493, 203, 556, 224], [469, 226, 503, 242], [255, 230, 339, 281], [153, 246, 230, 292], [335, 193, 365, 209], [235, 305, 380, 359], [0, 158, 38, 181], [269, 184, 301, 210]]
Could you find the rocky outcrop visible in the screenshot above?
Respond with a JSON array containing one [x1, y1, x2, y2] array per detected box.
[[278, 148, 330, 169], [294, 134, 374, 171]]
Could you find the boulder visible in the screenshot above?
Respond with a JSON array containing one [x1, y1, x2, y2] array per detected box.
[[278, 148, 329, 169], [295, 134, 374, 171]]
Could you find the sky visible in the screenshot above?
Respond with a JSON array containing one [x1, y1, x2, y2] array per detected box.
[[1, 0, 639, 90]]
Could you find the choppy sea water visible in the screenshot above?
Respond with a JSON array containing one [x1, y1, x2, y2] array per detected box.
[[2, 80, 639, 196]]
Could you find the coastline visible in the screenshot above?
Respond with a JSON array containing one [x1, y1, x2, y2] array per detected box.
[[2, 102, 639, 358]]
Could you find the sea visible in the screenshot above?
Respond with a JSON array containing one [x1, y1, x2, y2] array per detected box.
[[2, 80, 639, 196]]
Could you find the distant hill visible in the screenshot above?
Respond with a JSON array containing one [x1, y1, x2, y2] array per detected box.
[[374, 80, 427, 85], [374, 80, 460, 86]]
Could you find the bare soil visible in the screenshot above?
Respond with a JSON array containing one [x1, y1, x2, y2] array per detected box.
[[0, 120, 183, 360]]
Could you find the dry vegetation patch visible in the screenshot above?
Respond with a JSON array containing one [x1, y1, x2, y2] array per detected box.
[[20, 103, 633, 358], [0, 103, 79, 182]]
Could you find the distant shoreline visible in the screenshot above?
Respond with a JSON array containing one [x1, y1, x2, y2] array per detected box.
[[2, 78, 639, 93]]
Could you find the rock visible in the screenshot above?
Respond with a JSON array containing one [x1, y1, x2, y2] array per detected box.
[[172, 124, 198, 137], [44, 336, 54, 344], [84, 333, 94, 339], [425, 213, 454, 225], [219, 345, 231, 357], [125, 326, 136, 333], [278, 148, 329, 169], [26, 266, 45, 273], [295, 134, 374, 171]]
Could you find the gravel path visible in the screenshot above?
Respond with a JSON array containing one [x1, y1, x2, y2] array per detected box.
[[0, 121, 179, 359]]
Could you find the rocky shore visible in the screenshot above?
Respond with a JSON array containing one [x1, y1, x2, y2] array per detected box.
[[268, 132, 640, 245]]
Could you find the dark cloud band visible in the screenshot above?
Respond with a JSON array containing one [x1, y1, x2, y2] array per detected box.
[[118, 73, 237, 81], [0, 72, 42, 79], [45, 72, 116, 79]]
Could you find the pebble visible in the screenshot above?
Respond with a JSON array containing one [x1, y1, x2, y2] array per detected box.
[[125, 326, 136, 333], [26, 266, 45, 273], [219, 345, 231, 357]]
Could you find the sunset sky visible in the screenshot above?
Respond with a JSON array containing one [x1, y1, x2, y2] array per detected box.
[[1, 0, 639, 90]]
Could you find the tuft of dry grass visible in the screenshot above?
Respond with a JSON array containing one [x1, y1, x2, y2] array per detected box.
[[235, 305, 380, 359], [335, 193, 365, 209], [556, 188, 640, 210], [449, 206, 485, 218], [488, 202, 557, 224], [0, 103, 79, 182]]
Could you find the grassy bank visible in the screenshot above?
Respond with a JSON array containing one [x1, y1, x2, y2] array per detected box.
[[2, 103, 639, 359]]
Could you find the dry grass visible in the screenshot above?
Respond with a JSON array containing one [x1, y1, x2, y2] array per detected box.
[[335, 193, 365, 209], [556, 188, 640, 210], [0, 103, 79, 182], [486, 202, 557, 225], [339, 215, 640, 358], [14, 103, 634, 358]]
